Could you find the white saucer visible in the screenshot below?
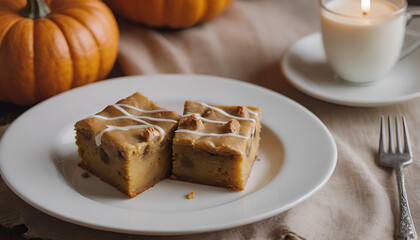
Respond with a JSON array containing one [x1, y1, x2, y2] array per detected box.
[[280, 32, 420, 107]]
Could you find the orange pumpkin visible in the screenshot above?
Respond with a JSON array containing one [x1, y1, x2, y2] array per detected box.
[[0, 0, 119, 106], [104, 0, 233, 28]]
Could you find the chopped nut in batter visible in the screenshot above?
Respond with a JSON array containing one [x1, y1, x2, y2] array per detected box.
[[202, 109, 216, 118], [225, 119, 240, 134], [235, 106, 250, 118], [139, 126, 160, 141], [183, 114, 204, 130]]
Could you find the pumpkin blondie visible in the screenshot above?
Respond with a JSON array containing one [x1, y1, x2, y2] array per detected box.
[[171, 101, 262, 190], [75, 92, 180, 198]]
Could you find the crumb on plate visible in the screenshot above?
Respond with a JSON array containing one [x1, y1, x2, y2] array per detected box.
[[186, 191, 195, 199], [81, 172, 90, 178]]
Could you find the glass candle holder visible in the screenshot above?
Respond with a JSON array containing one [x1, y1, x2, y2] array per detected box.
[[320, 0, 407, 84]]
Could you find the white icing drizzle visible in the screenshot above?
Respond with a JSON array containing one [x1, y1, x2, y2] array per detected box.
[[89, 114, 178, 124], [246, 108, 258, 116], [175, 129, 248, 139], [182, 113, 228, 124], [175, 103, 258, 140], [87, 115, 166, 144], [86, 104, 177, 146], [95, 125, 150, 146], [115, 103, 172, 113], [87, 115, 178, 124], [199, 102, 257, 125], [208, 141, 216, 148]]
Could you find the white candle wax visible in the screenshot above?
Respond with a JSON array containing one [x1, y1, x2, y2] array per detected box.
[[321, 0, 406, 83]]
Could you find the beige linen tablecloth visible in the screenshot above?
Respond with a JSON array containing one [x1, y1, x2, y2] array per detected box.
[[2, 0, 420, 239]]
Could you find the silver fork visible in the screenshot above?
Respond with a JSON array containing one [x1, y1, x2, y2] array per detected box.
[[379, 116, 417, 240]]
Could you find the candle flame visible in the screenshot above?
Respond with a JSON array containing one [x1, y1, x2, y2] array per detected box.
[[361, 0, 370, 15]]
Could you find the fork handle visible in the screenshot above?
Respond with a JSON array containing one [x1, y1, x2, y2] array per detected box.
[[396, 166, 417, 240]]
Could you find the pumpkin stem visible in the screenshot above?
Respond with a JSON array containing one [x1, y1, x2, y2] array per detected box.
[[20, 0, 51, 19]]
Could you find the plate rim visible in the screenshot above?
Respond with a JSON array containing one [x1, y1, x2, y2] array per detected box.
[[0, 74, 337, 235], [280, 32, 420, 107]]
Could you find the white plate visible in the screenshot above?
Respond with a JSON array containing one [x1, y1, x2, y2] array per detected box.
[[281, 32, 420, 107], [0, 74, 337, 235]]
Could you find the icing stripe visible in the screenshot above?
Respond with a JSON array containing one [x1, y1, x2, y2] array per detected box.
[[88, 104, 176, 146], [247, 108, 258, 116], [87, 114, 178, 123], [95, 125, 151, 146], [175, 129, 248, 139], [177, 103, 259, 139], [115, 103, 171, 113], [182, 113, 227, 124], [199, 102, 258, 136], [199, 102, 256, 125]]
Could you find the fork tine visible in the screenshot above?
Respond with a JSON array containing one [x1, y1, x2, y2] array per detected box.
[[388, 116, 395, 153], [377, 116, 417, 239], [395, 117, 403, 153], [380, 116, 387, 153], [402, 116, 412, 156]]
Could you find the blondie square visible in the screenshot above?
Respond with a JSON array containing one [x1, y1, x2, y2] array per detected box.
[[171, 101, 262, 190], [75, 93, 180, 198]]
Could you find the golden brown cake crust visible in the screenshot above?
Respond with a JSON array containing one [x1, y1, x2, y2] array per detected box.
[[77, 93, 180, 149], [174, 101, 261, 155], [75, 92, 180, 198], [171, 101, 262, 190]]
